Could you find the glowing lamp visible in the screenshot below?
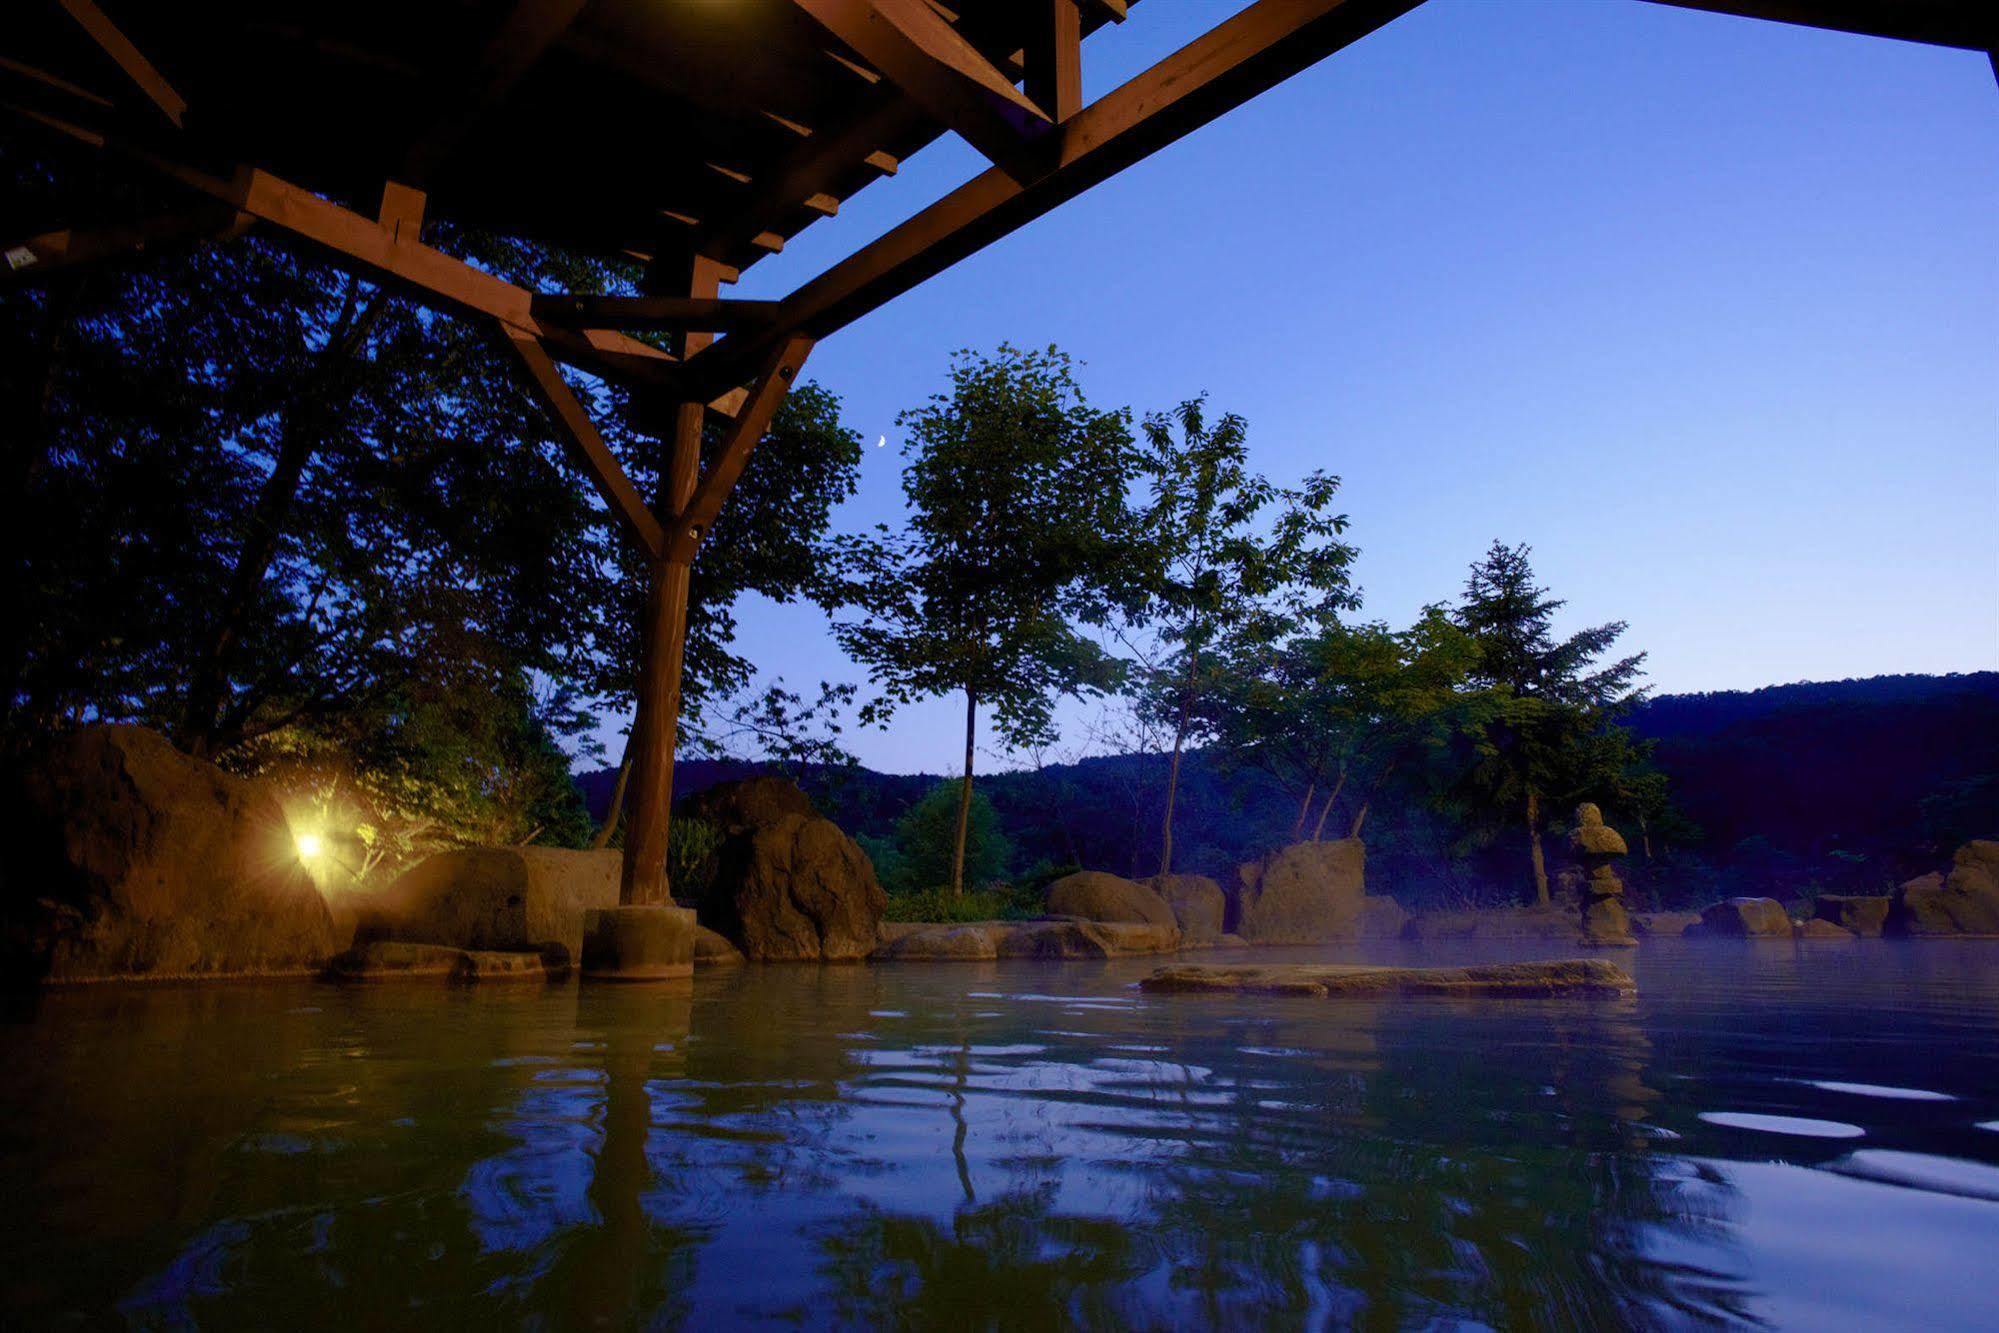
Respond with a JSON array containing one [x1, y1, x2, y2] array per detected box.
[[295, 831, 324, 861]]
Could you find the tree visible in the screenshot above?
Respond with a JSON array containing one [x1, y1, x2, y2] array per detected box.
[[832, 346, 1142, 896], [1450, 542, 1646, 905], [881, 782, 1014, 894], [1127, 397, 1356, 874]]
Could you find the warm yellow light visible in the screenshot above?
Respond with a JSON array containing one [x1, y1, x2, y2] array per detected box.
[[296, 832, 324, 860]]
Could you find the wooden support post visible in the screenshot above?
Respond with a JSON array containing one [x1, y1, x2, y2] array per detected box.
[[620, 398, 703, 906], [1025, 0, 1084, 123]]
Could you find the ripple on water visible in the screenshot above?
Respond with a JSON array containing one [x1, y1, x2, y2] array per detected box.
[[1826, 1150, 1999, 1203], [1805, 1080, 1957, 1102], [1698, 1111, 1866, 1139]]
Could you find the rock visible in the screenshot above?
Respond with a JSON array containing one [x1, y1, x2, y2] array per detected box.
[[1580, 896, 1636, 947], [694, 924, 745, 965], [1357, 895, 1410, 939], [1140, 958, 1636, 998], [1150, 874, 1225, 944], [2, 725, 338, 982], [1885, 842, 1999, 937], [1568, 804, 1629, 859], [1630, 911, 1702, 938], [368, 846, 619, 958], [1216, 933, 1249, 948], [326, 940, 465, 981], [454, 949, 561, 981], [1231, 839, 1365, 944], [870, 918, 1181, 962], [681, 776, 815, 837], [1898, 871, 1945, 897], [1815, 895, 1890, 938], [1794, 918, 1856, 941], [706, 812, 886, 961], [1403, 907, 1578, 941], [1047, 871, 1178, 931], [1699, 897, 1792, 937]]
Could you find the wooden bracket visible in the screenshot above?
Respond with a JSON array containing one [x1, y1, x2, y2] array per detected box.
[[504, 327, 667, 561], [792, 0, 1055, 183], [666, 337, 814, 562], [529, 294, 781, 335]]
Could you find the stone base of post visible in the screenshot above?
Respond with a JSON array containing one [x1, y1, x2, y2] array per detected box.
[[580, 905, 697, 981]]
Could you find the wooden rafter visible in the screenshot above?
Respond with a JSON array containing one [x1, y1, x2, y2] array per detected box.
[[403, 0, 593, 182], [2, 205, 249, 286], [667, 337, 815, 562], [792, 0, 1054, 182], [689, 93, 923, 265], [503, 328, 666, 560], [685, 0, 1427, 399], [56, 0, 185, 126]]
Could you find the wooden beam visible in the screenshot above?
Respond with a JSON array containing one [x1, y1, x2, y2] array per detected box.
[[690, 92, 924, 264], [668, 337, 814, 561], [377, 181, 426, 241], [2, 206, 248, 287], [1025, 0, 1084, 122], [403, 0, 593, 181], [502, 327, 666, 561], [793, 0, 1054, 181], [1636, 1, 1996, 50], [530, 294, 782, 334], [687, 0, 1426, 398], [1084, 0, 1129, 22], [57, 0, 185, 126]]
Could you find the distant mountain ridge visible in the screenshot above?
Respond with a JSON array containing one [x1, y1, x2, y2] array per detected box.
[[576, 672, 1999, 902]]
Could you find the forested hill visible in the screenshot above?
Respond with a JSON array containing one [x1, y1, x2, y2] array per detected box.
[[580, 672, 1999, 905]]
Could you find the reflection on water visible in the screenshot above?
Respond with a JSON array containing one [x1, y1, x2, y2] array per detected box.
[[3, 941, 1999, 1328]]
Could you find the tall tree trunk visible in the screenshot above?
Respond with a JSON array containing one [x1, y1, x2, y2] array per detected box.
[[591, 739, 634, 849], [1290, 781, 1316, 842], [180, 279, 379, 757], [1527, 788, 1549, 906], [1310, 766, 1350, 841], [1156, 650, 1201, 877], [180, 414, 317, 756], [1342, 759, 1392, 841], [950, 687, 977, 898], [1638, 811, 1653, 860]]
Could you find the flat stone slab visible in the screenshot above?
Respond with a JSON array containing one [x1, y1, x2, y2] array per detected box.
[[1139, 959, 1636, 998], [325, 941, 560, 983]]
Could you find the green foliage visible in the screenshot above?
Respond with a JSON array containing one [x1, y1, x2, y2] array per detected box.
[[831, 345, 1141, 893], [1124, 396, 1358, 872], [667, 817, 722, 904], [1446, 542, 1651, 902], [881, 882, 1044, 924], [878, 782, 1014, 894], [1, 147, 862, 856]]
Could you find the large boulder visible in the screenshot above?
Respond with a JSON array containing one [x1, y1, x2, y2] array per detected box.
[[705, 804, 886, 961], [1, 725, 337, 982], [1231, 839, 1365, 944], [1150, 874, 1225, 945], [1047, 871, 1178, 931], [682, 776, 814, 837], [1699, 896, 1792, 937], [1887, 842, 1999, 936], [367, 846, 619, 957], [1814, 894, 1890, 938]]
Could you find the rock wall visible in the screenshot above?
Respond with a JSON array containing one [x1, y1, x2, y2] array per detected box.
[[698, 781, 885, 961], [2, 725, 337, 982], [1151, 874, 1225, 944], [365, 846, 620, 958], [1887, 841, 1999, 936]]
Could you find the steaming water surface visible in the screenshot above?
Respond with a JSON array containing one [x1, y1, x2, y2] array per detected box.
[[4, 939, 1998, 1329]]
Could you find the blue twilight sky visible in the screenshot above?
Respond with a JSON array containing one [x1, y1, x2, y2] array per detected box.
[[591, 0, 1998, 777]]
